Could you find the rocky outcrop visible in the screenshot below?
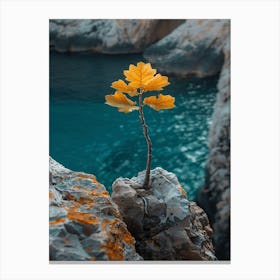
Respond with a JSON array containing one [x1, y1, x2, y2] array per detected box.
[[49, 157, 142, 261], [197, 35, 230, 260], [50, 19, 184, 53], [144, 19, 230, 77], [112, 168, 216, 260], [140, 18, 231, 259]]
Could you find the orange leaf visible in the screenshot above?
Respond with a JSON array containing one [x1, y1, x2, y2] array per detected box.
[[111, 79, 138, 97], [144, 94, 175, 111], [123, 62, 156, 88], [143, 74, 169, 91], [105, 92, 139, 113]]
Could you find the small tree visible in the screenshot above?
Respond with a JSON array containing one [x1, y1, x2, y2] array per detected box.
[[105, 62, 175, 189]]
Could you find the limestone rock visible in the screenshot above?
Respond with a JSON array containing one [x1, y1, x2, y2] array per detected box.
[[49, 157, 142, 261], [197, 37, 230, 260], [112, 168, 216, 260], [144, 19, 230, 77], [50, 19, 184, 53]]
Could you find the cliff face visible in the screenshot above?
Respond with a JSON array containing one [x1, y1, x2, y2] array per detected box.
[[141, 19, 230, 259], [197, 35, 230, 260], [112, 168, 216, 260], [49, 157, 142, 261], [49, 19, 184, 53], [144, 19, 230, 77], [49, 158, 216, 261]]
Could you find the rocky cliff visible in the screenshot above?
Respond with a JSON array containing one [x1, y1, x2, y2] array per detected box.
[[140, 19, 230, 260], [49, 158, 216, 261], [50, 19, 184, 53], [49, 157, 142, 261], [49, 19, 230, 260], [112, 168, 216, 260], [144, 19, 230, 77], [197, 34, 230, 260]]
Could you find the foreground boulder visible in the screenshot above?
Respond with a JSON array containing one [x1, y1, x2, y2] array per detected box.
[[144, 19, 230, 77], [112, 168, 216, 260], [49, 157, 142, 261], [197, 36, 230, 260], [50, 19, 184, 53]]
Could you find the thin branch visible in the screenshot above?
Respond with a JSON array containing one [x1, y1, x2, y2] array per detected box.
[[138, 90, 152, 189]]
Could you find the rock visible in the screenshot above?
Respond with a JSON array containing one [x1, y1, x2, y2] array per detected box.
[[49, 157, 142, 261], [112, 168, 216, 260], [144, 19, 230, 77], [50, 19, 184, 53], [196, 36, 230, 260]]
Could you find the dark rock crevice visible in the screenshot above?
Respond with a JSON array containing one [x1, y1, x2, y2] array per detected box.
[[197, 34, 231, 260]]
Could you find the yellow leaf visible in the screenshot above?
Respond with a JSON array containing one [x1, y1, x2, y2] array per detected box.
[[143, 74, 169, 91], [123, 62, 156, 88], [144, 94, 175, 111], [111, 79, 138, 97], [105, 92, 139, 113]]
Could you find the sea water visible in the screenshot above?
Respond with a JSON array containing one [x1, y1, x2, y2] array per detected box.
[[50, 52, 218, 200]]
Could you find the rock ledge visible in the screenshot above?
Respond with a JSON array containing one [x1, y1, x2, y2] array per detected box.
[[49, 157, 142, 261], [112, 168, 216, 260]]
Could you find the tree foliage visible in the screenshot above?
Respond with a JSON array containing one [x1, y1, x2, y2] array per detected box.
[[105, 62, 175, 112]]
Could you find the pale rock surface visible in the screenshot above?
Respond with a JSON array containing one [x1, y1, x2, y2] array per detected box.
[[144, 19, 230, 77], [112, 168, 216, 260], [49, 157, 142, 261], [50, 19, 184, 53]]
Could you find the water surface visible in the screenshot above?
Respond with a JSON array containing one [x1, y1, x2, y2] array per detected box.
[[50, 52, 217, 199]]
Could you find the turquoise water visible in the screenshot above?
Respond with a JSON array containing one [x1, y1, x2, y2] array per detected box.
[[50, 52, 217, 199]]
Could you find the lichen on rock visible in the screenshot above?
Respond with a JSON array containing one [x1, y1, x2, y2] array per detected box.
[[49, 157, 142, 261], [112, 167, 216, 260]]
